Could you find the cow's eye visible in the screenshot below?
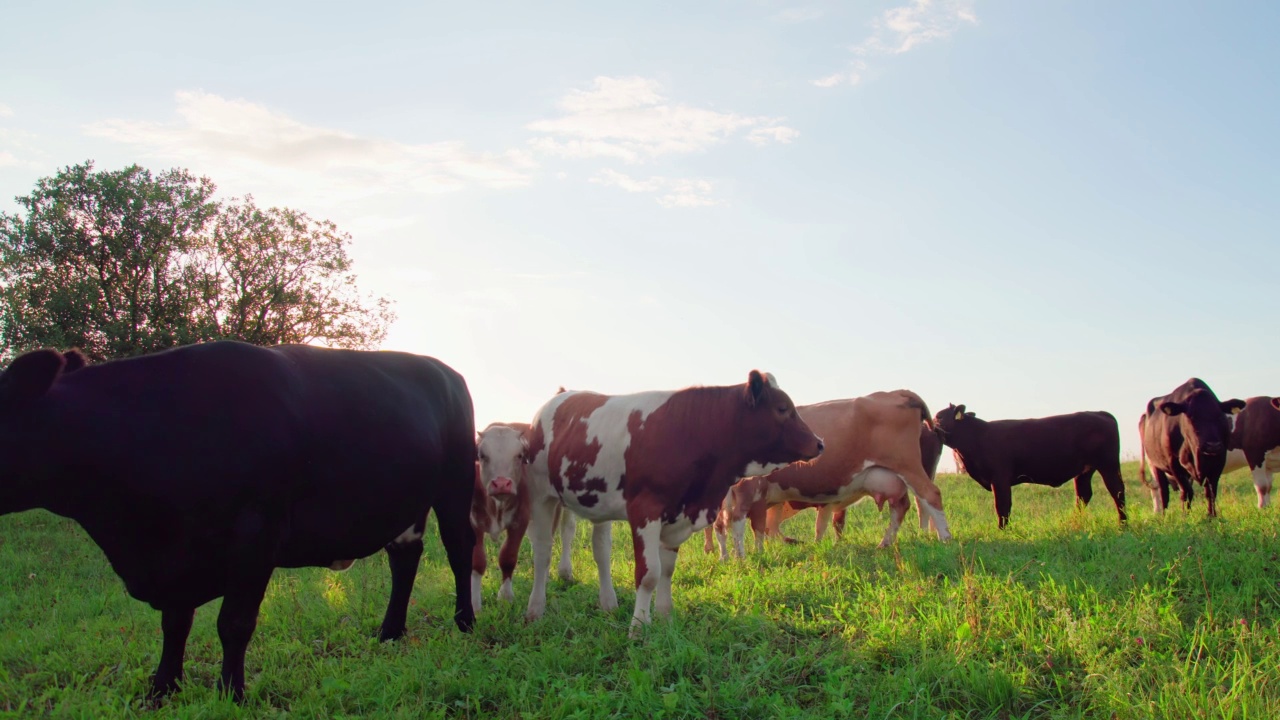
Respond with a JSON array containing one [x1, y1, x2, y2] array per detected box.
[[479, 454, 488, 463]]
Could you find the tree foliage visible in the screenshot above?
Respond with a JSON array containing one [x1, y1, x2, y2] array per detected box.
[[0, 162, 393, 361]]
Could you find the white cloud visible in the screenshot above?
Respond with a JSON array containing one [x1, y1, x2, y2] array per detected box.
[[773, 7, 825, 23], [815, 0, 977, 87], [0, 104, 14, 118], [84, 91, 536, 205], [590, 168, 719, 208], [0, 150, 18, 167], [528, 76, 797, 163]]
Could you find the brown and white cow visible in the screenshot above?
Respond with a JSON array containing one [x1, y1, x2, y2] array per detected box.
[[934, 405, 1127, 528], [1139, 378, 1246, 516], [523, 371, 824, 631], [471, 422, 575, 615], [706, 391, 952, 558], [1223, 396, 1280, 508]]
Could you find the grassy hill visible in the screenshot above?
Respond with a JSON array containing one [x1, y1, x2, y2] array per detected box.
[[1, 462, 1276, 718]]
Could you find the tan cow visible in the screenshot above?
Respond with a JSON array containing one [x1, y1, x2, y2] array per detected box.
[[707, 391, 952, 558]]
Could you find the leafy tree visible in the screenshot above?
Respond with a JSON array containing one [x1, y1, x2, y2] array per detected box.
[[0, 161, 394, 361]]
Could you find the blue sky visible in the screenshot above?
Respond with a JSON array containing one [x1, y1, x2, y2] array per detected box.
[[2, 1, 1276, 467]]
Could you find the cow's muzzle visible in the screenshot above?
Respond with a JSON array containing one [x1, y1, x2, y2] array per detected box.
[[489, 476, 516, 496]]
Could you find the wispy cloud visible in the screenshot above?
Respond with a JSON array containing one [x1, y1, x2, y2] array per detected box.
[[591, 168, 719, 208], [0, 104, 14, 118], [814, 0, 977, 87], [773, 7, 825, 23], [84, 91, 536, 204], [528, 76, 797, 164]]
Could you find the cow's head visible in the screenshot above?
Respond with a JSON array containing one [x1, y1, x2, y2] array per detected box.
[[737, 370, 823, 466], [0, 349, 85, 513], [1159, 391, 1245, 475], [933, 404, 976, 445], [476, 424, 529, 499]]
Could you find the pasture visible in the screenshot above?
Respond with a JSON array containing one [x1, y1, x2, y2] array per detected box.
[[1, 463, 1277, 719]]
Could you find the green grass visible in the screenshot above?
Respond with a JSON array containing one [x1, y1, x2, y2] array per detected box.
[[2, 462, 1278, 718]]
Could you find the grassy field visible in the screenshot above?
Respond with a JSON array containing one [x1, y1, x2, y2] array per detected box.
[[1, 462, 1277, 719]]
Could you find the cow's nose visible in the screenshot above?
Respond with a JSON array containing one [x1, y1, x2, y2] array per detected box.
[[489, 476, 516, 496], [1202, 442, 1224, 456]]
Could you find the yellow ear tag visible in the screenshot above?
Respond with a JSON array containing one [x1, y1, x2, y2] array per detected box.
[[1232, 407, 1243, 415], [954, 410, 964, 421]]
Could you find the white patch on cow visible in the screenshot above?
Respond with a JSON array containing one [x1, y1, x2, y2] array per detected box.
[[743, 461, 790, 478], [498, 576, 514, 602], [765, 372, 780, 389], [393, 525, 422, 544], [558, 390, 675, 523], [1223, 449, 1248, 476], [1251, 464, 1274, 509]]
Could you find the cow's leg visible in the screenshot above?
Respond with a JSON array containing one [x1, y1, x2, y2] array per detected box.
[[748, 498, 768, 553], [434, 489, 478, 632], [379, 534, 424, 641], [149, 607, 195, 700], [814, 505, 832, 542], [556, 507, 577, 581], [879, 493, 911, 548], [592, 522, 618, 611], [1204, 475, 1220, 518], [215, 567, 274, 702], [1251, 466, 1273, 509], [1073, 469, 1095, 508], [654, 544, 679, 619], [629, 519, 663, 635], [832, 507, 847, 539], [1098, 465, 1128, 524], [702, 527, 715, 554], [498, 520, 526, 603], [915, 494, 936, 532], [731, 516, 748, 558], [470, 526, 487, 615], [993, 480, 1013, 529], [1152, 469, 1170, 513], [524, 497, 558, 621], [1172, 469, 1195, 510], [901, 467, 951, 541]]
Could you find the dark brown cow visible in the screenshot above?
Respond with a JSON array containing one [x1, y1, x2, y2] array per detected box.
[[1139, 378, 1246, 516], [1224, 396, 1280, 508], [704, 417, 945, 557], [523, 371, 823, 632], [934, 405, 1127, 528]]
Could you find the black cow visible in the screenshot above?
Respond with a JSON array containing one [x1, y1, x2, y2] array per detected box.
[[1139, 378, 1245, 516], [933, 405, 1127, 528], [0, 341, 477, 701]]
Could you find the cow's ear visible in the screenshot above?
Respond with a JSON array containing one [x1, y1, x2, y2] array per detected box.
[[1272, 398, 1280, 412], [1159, 401, 1186, 417], [953, 404, 967, 421], [1221, 399, 1246, 415], [62, 350, 88, 373], [0, 349, 67, 406], [746, 370, 767, 407]]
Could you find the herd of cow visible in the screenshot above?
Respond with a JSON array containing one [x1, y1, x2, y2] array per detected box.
[[0, 341, 1276, 703]]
